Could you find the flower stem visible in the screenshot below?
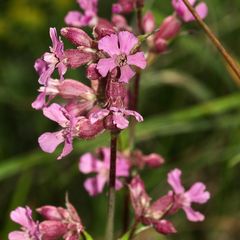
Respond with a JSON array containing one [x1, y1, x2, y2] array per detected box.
[[105, 131, 119, 240], [128, 220, 139, 240], [182, 0, 240, 80]]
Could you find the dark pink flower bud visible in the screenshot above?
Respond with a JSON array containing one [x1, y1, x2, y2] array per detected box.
[[78, 117, 105, 139], [112, 14, 132, 31], [142, 11, 155, 33], [142, 153, 165, 168], [61, 27, 93, 48], [58, 79, 96, 100], [93, 19, 116, 40], [65, 100, 95, 117], [87, 63, 101, 81], [107, 81, 128, 101], [64, 49, 95, 68], [39, 220, 67, 240], [154, 38, 168, 53], [155, 15, 181, 40], [153, 220, 177, 235], [37, 206, 65, 221]]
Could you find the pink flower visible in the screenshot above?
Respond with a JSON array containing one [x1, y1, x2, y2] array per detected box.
[[172, 0, 208, 22], [129, 176, 177, 235], [89, 107, 143, 130], [112, 0, 136, 14], [168, 168, 210, 222], [37, 198, 83, 240], [97, 31, 146, 83], [65, 0, 98, 28], [38, 103, 80, 160], [79, 147, 130, 196], [32, 28, 67, 110], [9, 206, 41, 240]]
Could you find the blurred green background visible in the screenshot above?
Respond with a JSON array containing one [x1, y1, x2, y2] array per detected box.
[[0, 0, 240, 239]]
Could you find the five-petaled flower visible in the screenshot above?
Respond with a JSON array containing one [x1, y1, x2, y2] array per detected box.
[[97, 31, 147, 83], [79, 147, 130, 196], [89, 106, 143, 130], [172, 0, 208, 22], [38, 103, 80, 160], [9, 206, 41, 240], [65, 0, 98, 28], [32, 28, 67, 110], [167, 168, 210, 222]]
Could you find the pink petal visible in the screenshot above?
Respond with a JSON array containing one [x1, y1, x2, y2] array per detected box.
[[10, 207, 33, 229], [127, 52, 147, 69], [119, 65, 135, 83], [84, 175, 107, 196], [43, 103, 69, 127], [38, 65, 55, 85], [79, 153, 103, 173], [57, 138, 73, 160], [32, 92, 46, 110], [186, 182, 210, 204], [116, 158, 130, 177], [49, 28, 59, 52], [9, 231, 27, 240], [65, 11, 85, 28], [100, 147, 111, 166], [124, 110, 144, 122], [97, 58, 117, 77], [98, 34, 120, 57], [118, 31, 138, 55], [112, 112, 129, 129], [89, 109, 110, 124], [183, 206, 205, 222], [34, 58, 48, 76], [167, 168, 185, 194], [115, 179, 123, 190], [195, 2, 208, 20], [38, 131, 64, 154]]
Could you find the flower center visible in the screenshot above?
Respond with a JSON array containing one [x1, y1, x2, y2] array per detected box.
[[115, 53, 127, 67]]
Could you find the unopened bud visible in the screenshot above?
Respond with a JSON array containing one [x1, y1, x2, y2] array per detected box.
[[154, 38, 168, 53], [61, 27, 93, 48], [37, 206, 65, 221], [93, 19, 116, 40], [64, 49, 95, 68], [142, 11, 155, 33], [155, 15, 181, 40], [87, 63, 101, 81]]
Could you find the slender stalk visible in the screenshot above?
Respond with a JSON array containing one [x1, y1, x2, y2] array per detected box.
[[105, 132, 118, 240], [128, 220, 139, 240], [182, 0, 240, 80]]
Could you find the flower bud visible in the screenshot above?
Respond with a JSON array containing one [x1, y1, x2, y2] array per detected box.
[[58, 79, 96, 100], [112, 1, 135, 14], [39, 220, 67, 240], [78, 117, 105, 139], [61, 27, 93, 48], [155, 15, 181, 40], [37, 206, 65, 221], [142, 11, 155, 33], [142, 153, 165, 168], [64, 49, 95, 68], [65, 100, 95, 116], [93, 19, 116, 40], [87, 63, 101, 81], [153, 220, 177, 235], [154, 38, 168, 53], [112, 14, 132, 31]]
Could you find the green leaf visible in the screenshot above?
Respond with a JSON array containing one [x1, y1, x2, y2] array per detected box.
[[82, 231, 94, 240]]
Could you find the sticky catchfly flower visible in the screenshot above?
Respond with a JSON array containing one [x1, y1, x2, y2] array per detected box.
[[79, 147, 130, 196], [65, 0, 98, 28], [168, 168, 210, 222], [9, 206, 41, 240], [97, 31, 147, 83], [172, 0, 208, 22]]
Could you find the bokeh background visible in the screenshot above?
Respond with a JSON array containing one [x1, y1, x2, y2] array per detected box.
[[0, 0, 240, 239]]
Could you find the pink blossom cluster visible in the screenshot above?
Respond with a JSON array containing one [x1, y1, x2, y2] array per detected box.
[[9, 0, 211, 239]]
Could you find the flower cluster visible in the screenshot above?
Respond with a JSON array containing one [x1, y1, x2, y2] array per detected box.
[[9, 0, 211, 239]]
